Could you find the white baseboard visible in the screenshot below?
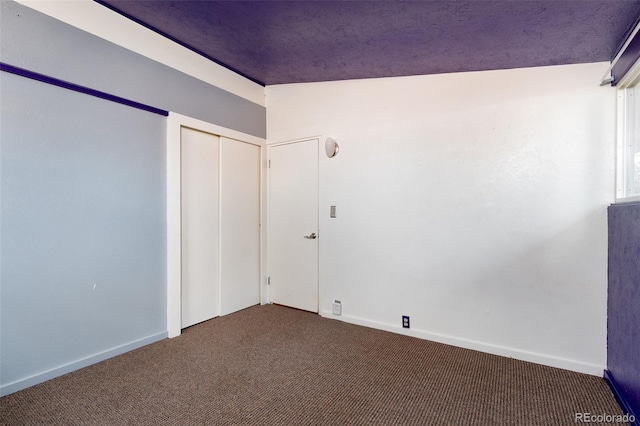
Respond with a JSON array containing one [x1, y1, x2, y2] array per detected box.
[[0, 331, 167, 396], [319, 310, 604, 376]]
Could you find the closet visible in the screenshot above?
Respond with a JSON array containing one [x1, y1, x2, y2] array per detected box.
[[180, 127, 260, 328]]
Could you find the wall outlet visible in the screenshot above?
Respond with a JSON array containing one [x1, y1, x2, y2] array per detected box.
[[332, 300, 342, 316], [402, 315, 410, 328]]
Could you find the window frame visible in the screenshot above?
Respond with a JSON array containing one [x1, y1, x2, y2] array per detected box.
[[616, 58, 640, 203]]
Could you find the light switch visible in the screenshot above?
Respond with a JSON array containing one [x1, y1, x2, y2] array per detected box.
[[330, 205, 336, 218]]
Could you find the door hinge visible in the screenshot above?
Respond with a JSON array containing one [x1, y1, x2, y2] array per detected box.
[[267, 276, 271, 285], [268, 159, 271, 168]]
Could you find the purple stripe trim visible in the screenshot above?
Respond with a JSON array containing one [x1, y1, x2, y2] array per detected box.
[[0, 62, 169, 116], [93, 0, 265, 87]]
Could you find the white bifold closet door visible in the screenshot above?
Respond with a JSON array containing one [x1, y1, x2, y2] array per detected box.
[[180, 128, 261, 329], [181, 128, 220, 328], [220, 138, 261, 315]]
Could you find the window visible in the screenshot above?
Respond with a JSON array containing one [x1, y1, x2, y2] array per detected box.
[[617, 60, 640, 201]]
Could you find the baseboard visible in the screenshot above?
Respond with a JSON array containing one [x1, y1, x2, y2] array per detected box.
[[319, 310, 604, 376], [0, 331, 167, 397], [604, 370, 639, 426]]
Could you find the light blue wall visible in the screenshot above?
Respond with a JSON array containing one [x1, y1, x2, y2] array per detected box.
[[0, 0, 266, 138], [0, 0, 266, 395], [0, 72, 167, 395]]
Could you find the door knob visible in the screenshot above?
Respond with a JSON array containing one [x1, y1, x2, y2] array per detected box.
[[304, 233, 317, 239]]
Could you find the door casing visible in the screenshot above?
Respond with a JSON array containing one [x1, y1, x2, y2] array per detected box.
[[166, 112, 266, 338]]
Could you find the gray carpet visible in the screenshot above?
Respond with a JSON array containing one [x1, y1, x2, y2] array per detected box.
[[0, 304, 627, 425]]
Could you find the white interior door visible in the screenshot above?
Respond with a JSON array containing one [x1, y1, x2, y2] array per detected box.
[[181, 127, 219, 328], [220, 138, 261, 315], [269, 138, 319, 312]]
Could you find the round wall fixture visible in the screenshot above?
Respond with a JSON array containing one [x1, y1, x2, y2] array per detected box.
[[325, 137, 339, 158]]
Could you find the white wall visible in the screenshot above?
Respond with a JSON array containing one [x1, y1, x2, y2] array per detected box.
[[266, 62, 615, 375]]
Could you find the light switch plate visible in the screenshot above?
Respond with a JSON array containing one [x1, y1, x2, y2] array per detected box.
[[332, 300, 342, 315], [330, 205, 336, 218]]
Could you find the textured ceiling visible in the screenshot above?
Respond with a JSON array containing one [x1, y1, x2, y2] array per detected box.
[[97, 0, 640, 86]]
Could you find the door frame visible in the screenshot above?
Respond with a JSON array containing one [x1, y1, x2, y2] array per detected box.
[[267, 136, 322, 311], [166, 112, 266, 337]]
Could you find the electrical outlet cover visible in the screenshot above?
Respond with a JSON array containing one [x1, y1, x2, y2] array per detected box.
[[402, 315, 410, 328]]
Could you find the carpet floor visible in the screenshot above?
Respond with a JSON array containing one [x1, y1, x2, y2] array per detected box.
[[0, 304, 627, 425]]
